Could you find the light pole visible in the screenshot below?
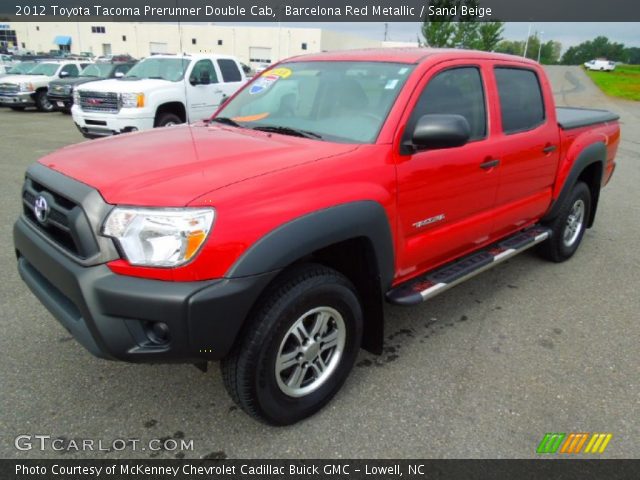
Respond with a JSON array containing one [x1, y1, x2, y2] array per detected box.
[[537, 31, 545, 63], [523, 23, 532, 58]]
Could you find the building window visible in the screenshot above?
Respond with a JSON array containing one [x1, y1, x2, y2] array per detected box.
[[36, 26, 40, 31], [122, 35, 127, 42], [218, 39, 223, 46], [21, 42, 25, 48], [301, 42, 307, 50], [92, 26, 106, 34], [192, 38, 197, 45]]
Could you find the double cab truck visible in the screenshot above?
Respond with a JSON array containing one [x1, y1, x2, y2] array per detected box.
[[0, 60, 89, 111], [71, 53, 247, 138], [48, 61, 136, 113], [14, 49, 620, 425]]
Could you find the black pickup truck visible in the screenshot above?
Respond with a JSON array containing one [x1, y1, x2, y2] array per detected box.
[[47, 62, 135, 113]]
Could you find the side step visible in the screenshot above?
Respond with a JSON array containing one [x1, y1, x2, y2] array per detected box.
[[386, 225, 551, 306]]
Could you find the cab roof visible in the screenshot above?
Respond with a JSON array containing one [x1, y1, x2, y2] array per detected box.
[[283, 48, 539, 66]]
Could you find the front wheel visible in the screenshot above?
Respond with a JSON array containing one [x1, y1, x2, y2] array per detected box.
[[539, 181, 591, 262], [155, 112, 183, 128], [221, 264, 362, 425], [35, 90, 54, 112]]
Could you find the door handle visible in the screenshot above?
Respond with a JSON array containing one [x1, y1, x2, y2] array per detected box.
[[543, 144, 557, 154], [480, 158, 500, 170]]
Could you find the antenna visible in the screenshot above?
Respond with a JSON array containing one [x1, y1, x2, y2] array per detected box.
[[384, 23, 389, 42]]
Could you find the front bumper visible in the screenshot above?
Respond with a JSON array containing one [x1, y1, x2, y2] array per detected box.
[[0, 92, 35, 106], [14, 217, 277, 363], [71, 106, 155, 138], [47, 93, 73, 111]]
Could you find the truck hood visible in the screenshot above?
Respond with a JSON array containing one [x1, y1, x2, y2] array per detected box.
[[39, 124, 358, 206], [75, 78, 172, 93], [2, 74, 53, 85]]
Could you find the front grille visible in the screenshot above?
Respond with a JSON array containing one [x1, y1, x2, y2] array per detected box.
[[22, 178, 100, 259], [79, 91, 119, 113], [0, 82, 19, 94]]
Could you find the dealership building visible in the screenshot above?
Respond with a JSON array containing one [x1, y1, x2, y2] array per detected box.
[[3, 22, 416, 68]]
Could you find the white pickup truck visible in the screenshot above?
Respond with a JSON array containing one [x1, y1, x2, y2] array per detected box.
[[0, 60, 89, 111], [72, 53, 248, 138]]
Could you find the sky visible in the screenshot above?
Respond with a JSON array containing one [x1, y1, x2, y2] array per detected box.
[[229, 22, 640, 50]]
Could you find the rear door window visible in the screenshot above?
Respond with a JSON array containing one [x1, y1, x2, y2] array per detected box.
[[217, 59, 242, 83], [494, 67, 545, 134]]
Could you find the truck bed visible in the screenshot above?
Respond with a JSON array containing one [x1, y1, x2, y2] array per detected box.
[[557, 107, 619, 130]]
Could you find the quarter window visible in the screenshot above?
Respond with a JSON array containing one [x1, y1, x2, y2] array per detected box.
[[494, 67, 545, 134], [406, 67, 487, 143]]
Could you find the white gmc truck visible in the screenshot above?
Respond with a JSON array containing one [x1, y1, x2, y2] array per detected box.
[[0, 60, 89, 111], [72, 54, 247, 138]]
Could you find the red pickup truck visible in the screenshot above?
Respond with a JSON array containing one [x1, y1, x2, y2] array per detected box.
[[14, 49, 620, 425]]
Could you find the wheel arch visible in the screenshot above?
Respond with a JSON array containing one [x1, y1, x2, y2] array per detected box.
[[154, 101, 186, 124], [544, 141, 606, 228], [226, 201, 395, 355]]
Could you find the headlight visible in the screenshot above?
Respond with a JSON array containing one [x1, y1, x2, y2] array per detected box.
[[64, 85, 73, 94], [119, 92, 145, 108], [18, 82, 33, 92], [73, 89, 80, 104], [102, 207, 215, 267]]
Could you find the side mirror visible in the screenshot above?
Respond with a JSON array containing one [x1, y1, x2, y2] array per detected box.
[[114, 71, 124, 78], [59, 71, 69, 78], [409, 114, 471, 151]]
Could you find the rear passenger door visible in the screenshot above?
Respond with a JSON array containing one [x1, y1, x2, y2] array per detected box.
[[395, 63, 501, 278], [488, 66, 560, 241]]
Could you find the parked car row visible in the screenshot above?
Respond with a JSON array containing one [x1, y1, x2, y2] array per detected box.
[[0, 54, 250, 138]]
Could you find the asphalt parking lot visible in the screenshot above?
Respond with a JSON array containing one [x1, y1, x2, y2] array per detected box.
[[0, 66, 638, 459]]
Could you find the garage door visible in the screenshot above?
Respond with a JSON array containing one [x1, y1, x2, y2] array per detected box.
[[149, 42, 168, 54], [249, 47, 271, 68]]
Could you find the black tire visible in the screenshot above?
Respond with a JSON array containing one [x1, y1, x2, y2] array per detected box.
[[539, 181, 591, 262], [221, 264, 363, 425], [10, 106, 25, 111], [154, 112, 183, 127], [35, 90, 54, 112]]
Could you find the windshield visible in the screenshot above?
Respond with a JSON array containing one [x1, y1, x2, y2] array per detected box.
[[8, 62, 37, 74], [80, 63, 114, 78], [216, 61, 414, 143], [27, 63, 59, 76], [124, 58, 189, 82]]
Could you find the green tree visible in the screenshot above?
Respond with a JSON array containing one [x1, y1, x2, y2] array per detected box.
[[625, 47, 640, 64], [421, 0, 504, 51], [561, 36, 626, 65]]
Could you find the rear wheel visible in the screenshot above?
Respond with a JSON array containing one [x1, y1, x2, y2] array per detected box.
[[539, 181, 591, 262], [35, 90, 54, 112], [221, 264, 362, 425], [155, 112, 182, 128]]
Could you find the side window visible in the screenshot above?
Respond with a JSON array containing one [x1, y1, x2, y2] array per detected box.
[[405, 67, 486, 143], [190, 60, 218, 84], [494, 67, 545, 134], [217, 59, 242, 83], [61, 64, 79, 77]]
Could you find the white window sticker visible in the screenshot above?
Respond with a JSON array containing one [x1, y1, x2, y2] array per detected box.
[[385, 79, 399, 90]]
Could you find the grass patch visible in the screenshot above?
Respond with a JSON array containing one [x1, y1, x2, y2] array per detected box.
[[585, 64, 640, 101]]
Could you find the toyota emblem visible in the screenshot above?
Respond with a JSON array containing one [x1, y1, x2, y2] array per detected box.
[[34, 195, 50, 223]]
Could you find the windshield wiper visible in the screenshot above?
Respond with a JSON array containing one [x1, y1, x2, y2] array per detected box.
[[251, 125, 322, 139], [209, 117, 243, 127]]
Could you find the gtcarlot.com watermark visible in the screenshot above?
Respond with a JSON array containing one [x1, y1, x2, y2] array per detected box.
[[14, 434, 194, 453]]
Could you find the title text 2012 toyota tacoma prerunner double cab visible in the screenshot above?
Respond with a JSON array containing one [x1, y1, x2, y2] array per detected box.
[[14, 49, 620, 425]]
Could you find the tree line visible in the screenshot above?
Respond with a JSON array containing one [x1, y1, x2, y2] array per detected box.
[[421, 0, 639, 64]]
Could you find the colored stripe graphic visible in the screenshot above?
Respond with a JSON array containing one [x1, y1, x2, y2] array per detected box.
[[537, 433, 566, 454], [584, 433, 613, 454], [559, 433, 589, 454]]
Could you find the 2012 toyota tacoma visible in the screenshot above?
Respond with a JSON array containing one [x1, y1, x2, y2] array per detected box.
[[14, 49, 620, 425]]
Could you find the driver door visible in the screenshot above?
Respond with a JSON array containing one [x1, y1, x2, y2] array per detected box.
[[395, 63, 500, 281], [186, 59, 224, 122]]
